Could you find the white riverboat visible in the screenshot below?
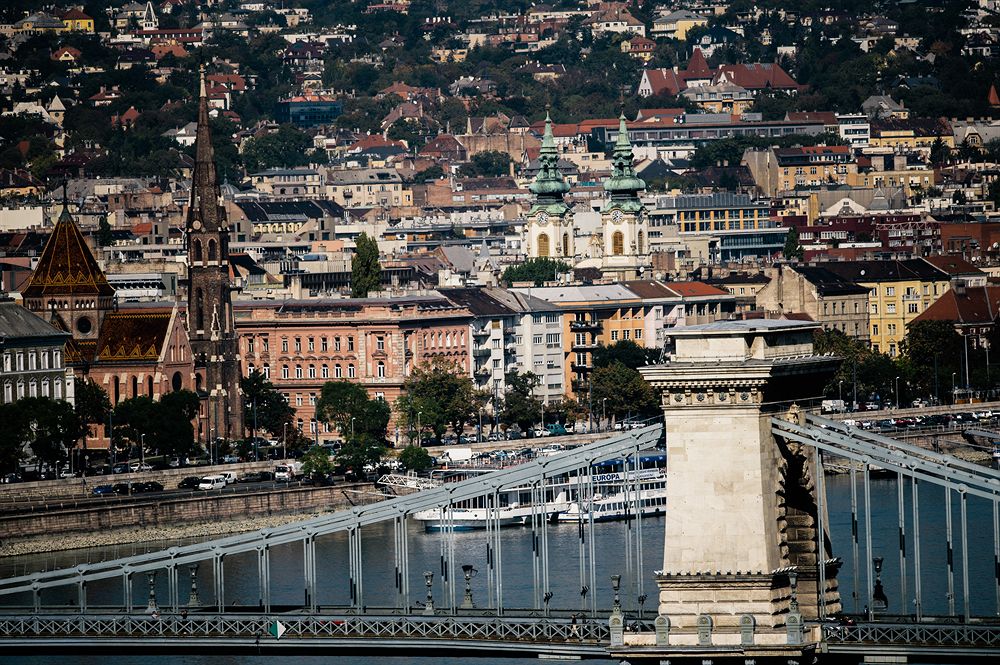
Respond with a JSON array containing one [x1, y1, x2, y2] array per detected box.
[[412, 454, 666, 531]]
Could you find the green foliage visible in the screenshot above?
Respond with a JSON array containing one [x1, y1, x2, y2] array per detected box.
[[0, 397, 86, 472], [398, 445, 432, 472], [589, 362, 657, 421], [336, 436, 387, 479], [315, 380, 391, 441], [783, 226, 804, 261], [592, 340, 660, 371], [351, 232, 381, 298], [301, 445, 336, 477], [113, 390, 201, 460], [97, 215, 114, 247], [412, 165, 444, 183], [899, 320, 967, 397], [502, 257, 573, 287], [500, 371, 543, 432], [241, 124, 314, 173], [396, 359, 487, 440], [459, 150, 511, 178], [241, 371, 295, 438], [75, 379, 111, 427]]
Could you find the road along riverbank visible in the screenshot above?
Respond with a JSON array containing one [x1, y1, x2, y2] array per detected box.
[[0, 483, 387, 558]]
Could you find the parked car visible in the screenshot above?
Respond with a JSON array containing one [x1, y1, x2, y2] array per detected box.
[[138, 481, 163, 493], [177, 476, 202, 489], [91, 484, 114, 496], [59, 469, 77, 479], [197, 475, 227, 490], [111, 483, 133, 495], [546, 423, 568, 436], [129, 462, 153, 473], [112, 464, 129, 474], [219, 472, 237, 485], [221, 455, 239, 464]]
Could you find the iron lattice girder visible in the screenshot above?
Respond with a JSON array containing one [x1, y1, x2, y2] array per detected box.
[[0, 426, 663, 598], [0, 612, 623, 647], [771, 415, 1000, 501], [823, 622, 1000, 648]]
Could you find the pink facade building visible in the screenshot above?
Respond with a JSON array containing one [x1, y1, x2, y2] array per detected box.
[[234, 296, 473, 443]]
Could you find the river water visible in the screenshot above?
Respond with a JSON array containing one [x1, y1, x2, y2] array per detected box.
[[3, 474, 997, 664]]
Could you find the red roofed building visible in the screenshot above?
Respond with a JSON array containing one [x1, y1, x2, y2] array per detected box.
[[910, 283, 1000, 340], [638, 48, 803, 97], [51, 46, 81, 62]]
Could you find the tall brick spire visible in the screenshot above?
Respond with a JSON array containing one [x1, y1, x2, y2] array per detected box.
[[186, 64, 243, 444]]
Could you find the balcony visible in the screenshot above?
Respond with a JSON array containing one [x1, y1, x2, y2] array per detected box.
[[571, 361, 592, 373], [570, 319, 600, 332], [472, 347, 492, 358], [474, 365, 490, 377], [472, 327, 491, 339], [571, 341, 599, 352]]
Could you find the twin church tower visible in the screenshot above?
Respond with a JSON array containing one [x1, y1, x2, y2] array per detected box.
[[525, 113, 650, 281]]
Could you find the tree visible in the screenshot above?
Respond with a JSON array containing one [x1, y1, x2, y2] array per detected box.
[[351, 232, 381, 298], [315, 380, 390, 441], [97, 215, 114, 247], [240, 124, 314, 172], [783, 226, 804, 261], [900, 320, 965, 398], [589, 362, 656, 422], [0, 402, 27, 474], [592, 340, 659, 371], [500, 371, 543, 432], [19, 398, 86, 470], [113, 390, 200, 460], [301, 445, 336, 479], [241, 371, 295, 439], [459, 150, 511, 177], [502, 257, 572, 287], [398, 445, 432, 472], [396, 359, 485, 441], [336, 436, 387, 480], [75, 379, 111, 447]]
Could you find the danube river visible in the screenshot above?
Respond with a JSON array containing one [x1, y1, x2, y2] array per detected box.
[[3, 474, 996, 665]]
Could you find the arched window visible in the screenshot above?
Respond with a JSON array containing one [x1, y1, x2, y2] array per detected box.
[[172, 371, 183, 392], [562, 232, 569, 257], [321, 364, 329, 379], [262, 364, 270, 379], [54, 380, 61, 400], [348, 364, 356, 378], [295, 365, 303, 379], [131, 376, 139, 397], [208, 239, 217, 261], [637, 230, 644, 255], [113, 377, 120, 404], [537, 233, 550, 257], [335, 364, 342, 378], [308, 365, 316, 379], [282, 365, 289, 379], [377, 361, 385, 378], [612, 231, 624, 255], [193, 239, 202, 262], [41, 379, 49, 397], [147, 376, 154, 397]]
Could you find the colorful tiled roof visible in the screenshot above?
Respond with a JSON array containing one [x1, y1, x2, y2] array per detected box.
[[95, 309, 172, 363], [22, 203, 115, 298]]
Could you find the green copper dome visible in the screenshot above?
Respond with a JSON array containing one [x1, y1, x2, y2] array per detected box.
[[603, 113, 645, 213], [529, 112, 571, 216]]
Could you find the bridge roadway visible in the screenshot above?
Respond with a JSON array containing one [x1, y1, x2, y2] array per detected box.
[[3, 609, 1000, 663]]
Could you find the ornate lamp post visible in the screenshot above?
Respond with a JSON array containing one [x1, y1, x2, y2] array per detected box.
[[188, 564, 201, 607], [461, 564, 478, 609], [872, 556, 888, 615], [423, 571, 434, 615]]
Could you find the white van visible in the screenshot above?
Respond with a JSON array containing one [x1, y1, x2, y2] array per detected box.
[[219, 472, 237, 485], [197, 475, 226, 490]]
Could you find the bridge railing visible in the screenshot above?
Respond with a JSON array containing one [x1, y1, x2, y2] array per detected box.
[[822, 622, 1000, 649], [0, 612, 638, 645]]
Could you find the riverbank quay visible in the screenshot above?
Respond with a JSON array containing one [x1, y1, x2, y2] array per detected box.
[[0, 483, 386, 558]]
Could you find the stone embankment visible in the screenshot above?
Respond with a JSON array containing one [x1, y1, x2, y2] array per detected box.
[[0, 484, 388, 558]]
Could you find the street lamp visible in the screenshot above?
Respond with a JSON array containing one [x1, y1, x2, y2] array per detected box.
[[423, 571, 435, 615], [952, 372, 958, 404], [461, 564, 478, 609], [351, 417, 356, 439], [417, 411, 422, 446], [282, 422, 289, 461], [894, 376, 900, 410], [602, 398, 607, 431], [140, 433, 145, 468], [838, 380, 843, 411]]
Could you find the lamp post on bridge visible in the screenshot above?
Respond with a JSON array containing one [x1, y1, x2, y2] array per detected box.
[[188, 563, 201, 607], [461, 564, 478, 609], [952, 372, 958, 405], [895, 376, 901, 410], [423, 571, 435, 615]]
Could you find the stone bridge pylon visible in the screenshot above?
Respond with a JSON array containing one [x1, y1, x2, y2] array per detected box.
[[640, 319, 842, 646]]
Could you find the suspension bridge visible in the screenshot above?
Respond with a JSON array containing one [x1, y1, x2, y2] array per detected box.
[[1, 319, 998, 663]]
